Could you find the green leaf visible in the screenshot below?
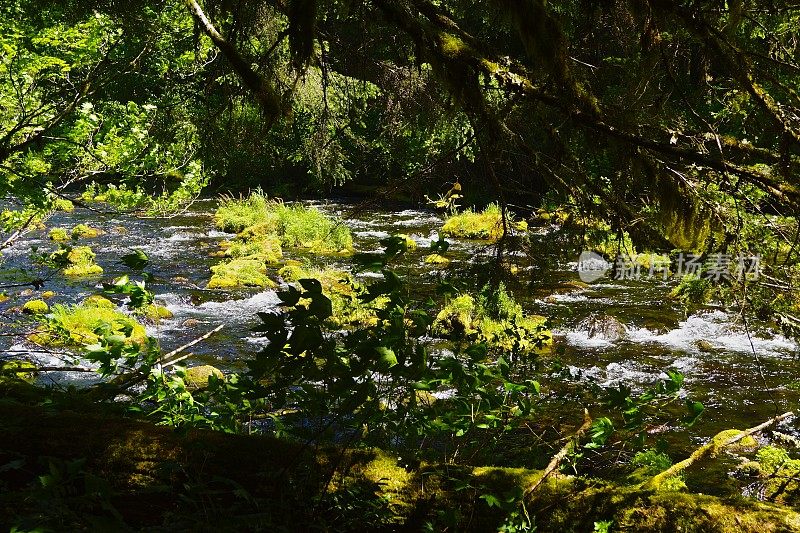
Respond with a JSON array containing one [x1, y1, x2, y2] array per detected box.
[[375, 346, 398, 368], [683, 400, 704, 427]]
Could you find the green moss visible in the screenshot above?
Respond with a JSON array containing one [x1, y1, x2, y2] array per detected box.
[[225, 236, 283, 263], [424, 253, 450, 265], [52, 198, 74, 212], [0, 293, 8, 303], [71, 224, 102, 238], [278, 264, 382, 327], [29, 303, 146, 347], [83, 294, 115, 309], [50, 246, 104, 277], [214, 194, 353, 253], [433, 285, 551, 353], [396, 234, 417, 250], [182, 365, 224, 390], [48, 228, 70, 242], [0, 360, 37, 385], [137, 304, 174, 322], [22, 299, 49, 315], [214, 192, 275, 233], [41, 291, 55, 299], [208, 259, 275, 289], [441, 204, 504, 241]]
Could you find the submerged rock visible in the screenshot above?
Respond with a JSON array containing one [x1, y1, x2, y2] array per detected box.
[[577, 313, 627, 340]]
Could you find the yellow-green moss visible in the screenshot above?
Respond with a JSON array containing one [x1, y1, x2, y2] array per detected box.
[[48, 228, 70, 242], [138, 304, 174, 322], [41, 291, 55, 299], [83, 294, 116, 309], [225, 236, 283, 263], [0, 360, 37, 385], [29, 303, 146, 347], [51, 246, 104, 277], [433, 286, 551, 353], [441, 204, 504, 241], [22, 299, 49, 315], [183, 365, 224, 390], [424, 253, 450, 265], [208, 259, 275, 289], [71, 224, 102, 239]]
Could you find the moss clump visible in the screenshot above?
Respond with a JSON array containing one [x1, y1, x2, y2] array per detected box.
[[138, 304, 174, 322], [52, 198, 74, 212], [0, 293, 8, 303], [22, 299, 49, 315], [182, 365, 224, 390], [83, 294, 116, 309], [215, 194, 353, 253], [208, 259, 275, 289], [71, 224, 102, 239], [0, 360, 37, 385], [433, 284, 551, 353], [50, 246, 104, 276], [225, 236, 283, 263], [278, 264, 382, 327], [396, 234, 417, 250], [214, 192, 275, 233], [670, 274, 714, 306], [424, 253, 450, 265], [48, 228, 70, 242], [41, 291, 55, 299], [441, 204, 504, 241], [746, 446, 800, 504], [29, 303, 146, 347]]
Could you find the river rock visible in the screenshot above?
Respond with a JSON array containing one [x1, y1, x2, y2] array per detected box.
[[182, 318, 202, 328], [696, 340, 715, 352], [184, 365, 224, 390], [577, 313, 627, 340]]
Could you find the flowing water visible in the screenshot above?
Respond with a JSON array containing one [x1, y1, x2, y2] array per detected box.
[[2, 198, 799, 461]]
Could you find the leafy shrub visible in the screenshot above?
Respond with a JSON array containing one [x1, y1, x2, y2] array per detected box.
[[214, 191, 274, 233], [670, 274, 713, 306]]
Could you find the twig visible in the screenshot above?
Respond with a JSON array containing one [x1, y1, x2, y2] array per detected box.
[[524, 409, 593, 496], [159, 324, 224, 366]]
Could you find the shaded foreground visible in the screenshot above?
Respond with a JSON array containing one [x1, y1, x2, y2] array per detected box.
[[1, 390, 798, 532]]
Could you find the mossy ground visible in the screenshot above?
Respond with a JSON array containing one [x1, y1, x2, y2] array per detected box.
[[70, 224, 102, 239], [1, 400, 798, 532]]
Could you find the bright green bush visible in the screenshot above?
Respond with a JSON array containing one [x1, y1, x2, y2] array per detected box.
[[214, 192, 274, 233], [49, 245, 104, 276]]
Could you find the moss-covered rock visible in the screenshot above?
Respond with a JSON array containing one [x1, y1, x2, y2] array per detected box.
[[208, 259, 275, 289], [50, 246, 104, 276], [424, 253, 450, 265], [224, 235, 283, 263], [71, 224, 102, 239], [52, 198, 74, 212], [48, 228, 70, 242], [0, 360, 37, 385], [29, 303, 146, 347], [41, 290, 56, 299], [83, 294, 116, 309], [433, 285, 551, 353], [441, 204, 505, 241], [183, 365, 224, 390], [138, 304, 174, 322], [22, 299, 49, 315], [0, 292, 9, 303]]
